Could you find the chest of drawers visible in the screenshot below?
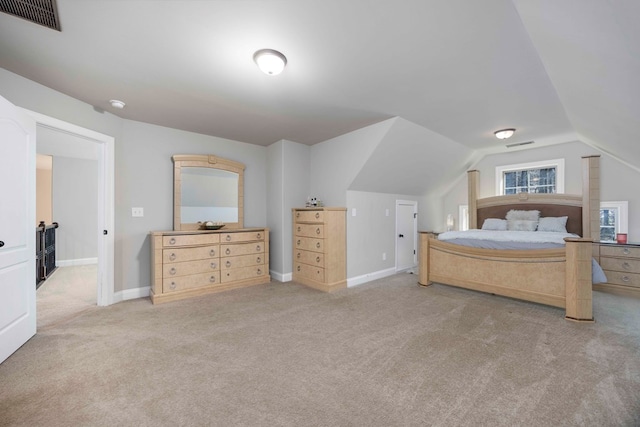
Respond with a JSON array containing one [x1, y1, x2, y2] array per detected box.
[[597, 243, 640, 297], [151, 228, 269, 304], [292, 208, 346, 292]]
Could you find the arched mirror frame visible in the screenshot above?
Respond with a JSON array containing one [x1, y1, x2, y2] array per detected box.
[[173, 154, 245, 231]]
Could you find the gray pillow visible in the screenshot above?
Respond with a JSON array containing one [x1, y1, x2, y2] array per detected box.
[[481, 218, 508, 230], [505, 209, 540, 221], [537, 216, 568, 233], [507, 219, 538, 231]]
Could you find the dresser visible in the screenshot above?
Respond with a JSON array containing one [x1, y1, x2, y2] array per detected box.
[[596, 243, 640, 297], [292, 207, 346, 292], [150, 228, 270, 304]]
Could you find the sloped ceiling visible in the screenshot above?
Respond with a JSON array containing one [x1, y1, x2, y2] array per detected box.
[[0, 0, 638, 191]]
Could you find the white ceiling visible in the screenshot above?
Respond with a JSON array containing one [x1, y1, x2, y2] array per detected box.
[[1, 0, 638, 165]]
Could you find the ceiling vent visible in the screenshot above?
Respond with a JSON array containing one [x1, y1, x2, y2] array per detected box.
[[0, 0, 61, 31], [505, 140, 534, 148]]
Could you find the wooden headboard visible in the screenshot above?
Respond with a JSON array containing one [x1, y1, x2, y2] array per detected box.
[[467, 155, 600, 239]]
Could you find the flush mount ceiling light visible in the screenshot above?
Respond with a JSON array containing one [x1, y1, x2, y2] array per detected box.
[[494, 128, 516, 139], [253, 49, 287, 75], [109, 99, 126, 109]]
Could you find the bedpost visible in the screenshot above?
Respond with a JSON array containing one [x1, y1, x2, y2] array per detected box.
[[468, 170, 479, 229], [582, 155, 600, 240], [564, 237, 594, 322], [418, 231, 433, 286]]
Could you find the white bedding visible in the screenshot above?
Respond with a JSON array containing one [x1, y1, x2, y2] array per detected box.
[[438, 229, 579, 249]]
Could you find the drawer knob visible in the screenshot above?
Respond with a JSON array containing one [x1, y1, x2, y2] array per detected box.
[[169, 237, 176, 245], [257, 268, 262, 275], [210, 262, 217, 269], [210, 249, 216, 257], [316, 256, 320, 263], [256, 256, 261, 264], [316, 228, 321, 234], [297, 240, 301, 246], [315, 212, 320, 219], [297, 226, 301, 232], [170, 281, 177, 290], [256, 233, 261, 239], [316, 242, 321, 249], [169, 267, 176, 275], [623, 262, 631, 270], [225, 248, 231, 255], [169, 253, 176, 261], [297, 252, 301, 259], [210, 276, 216, 283], [256, 245, 261, 252], [297, 265, 301, 271], [226, 261, 231, 268], [623, 248, 630, 255], [622, 275, 630, 283], [226, 235, 232, 241], [296, 212, 300, 218]]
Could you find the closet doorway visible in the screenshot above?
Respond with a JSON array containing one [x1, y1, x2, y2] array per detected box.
[[25, 109, 115, 314], [395, 200, 417, 272]]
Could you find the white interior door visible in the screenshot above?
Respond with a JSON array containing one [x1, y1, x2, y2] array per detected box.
[[396, 200, 417, 272], [0, 95, 36, 364]]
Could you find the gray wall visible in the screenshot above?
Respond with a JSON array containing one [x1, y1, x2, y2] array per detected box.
[[52, 156, 98, 262]]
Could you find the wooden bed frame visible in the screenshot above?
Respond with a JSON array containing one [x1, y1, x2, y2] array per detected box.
[[419, 155, 600, 322]]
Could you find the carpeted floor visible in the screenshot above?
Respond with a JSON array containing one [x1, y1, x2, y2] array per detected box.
[[1, 273, 639, 426]]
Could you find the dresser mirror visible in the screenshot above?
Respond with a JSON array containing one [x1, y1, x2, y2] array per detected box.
[[173, 154, 244, 230]]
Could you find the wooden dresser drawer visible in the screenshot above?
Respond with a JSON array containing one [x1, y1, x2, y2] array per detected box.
[[602, 271, 640, 288], [295, 224, 324, 238], [294, 210, 324, 223], [600, 257, 640, 274], [163, 234, 220, 247], [295, 237, 324, 252], [163, 245, 218, 263], [221, 253, 265, 270], [221, 266, 268, 282], [163, 271, 221, 293], [295, 250, 324, 268], [600, 245, 640, 259], [221, 242, 265, 257], [294, 262, 325, 282], [220, 230, 265, 243], [163, 259, 219, 278]]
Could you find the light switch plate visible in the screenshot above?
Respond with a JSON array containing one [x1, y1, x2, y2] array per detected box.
[[132, 207, 144, 217]]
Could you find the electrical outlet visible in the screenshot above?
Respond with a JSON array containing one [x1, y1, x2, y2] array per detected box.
[[132, 207, 144, 217], [383, 252, 386, 261], [351, 208, 357, 217], [385, 209, 389, 217]]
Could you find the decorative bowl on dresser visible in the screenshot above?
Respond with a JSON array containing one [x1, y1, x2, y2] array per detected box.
[[596, 242, 640, 297], [150, 228, 270, 304], [292, 207, 346, 292]]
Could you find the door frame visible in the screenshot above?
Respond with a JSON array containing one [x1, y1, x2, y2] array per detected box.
[[22, 109, 115, 306], [395, 199, 417, 272]]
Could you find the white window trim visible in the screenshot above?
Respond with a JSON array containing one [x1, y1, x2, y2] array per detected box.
[[496, 158, 565, 195], [600, 201, 628, 236], [458, 205, 469, 231]]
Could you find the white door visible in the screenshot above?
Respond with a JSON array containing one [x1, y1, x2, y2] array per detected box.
[[0, 95, 36, 364], [396, 200, 417, 272]]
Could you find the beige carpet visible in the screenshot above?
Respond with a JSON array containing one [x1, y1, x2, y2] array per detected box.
[[1, 273, 639, 426]]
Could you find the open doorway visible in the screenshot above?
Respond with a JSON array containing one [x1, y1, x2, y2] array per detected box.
[[24, 109, 115, 316]]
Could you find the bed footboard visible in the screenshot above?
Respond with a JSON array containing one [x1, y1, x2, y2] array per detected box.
[[418, 232, 593, 321]]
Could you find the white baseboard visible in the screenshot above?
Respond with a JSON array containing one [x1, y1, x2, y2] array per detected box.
[[347, 267, 397, 288], [56, 257, 98, 267], [113, 286, 150, 304], [270, 270, 292, 282]]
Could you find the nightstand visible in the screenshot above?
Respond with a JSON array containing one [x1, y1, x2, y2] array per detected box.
[[596, 242, 640, 297]]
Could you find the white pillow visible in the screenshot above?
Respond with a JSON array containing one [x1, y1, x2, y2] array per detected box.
[[537, 216, 568, 233], [505, 209, 540, 221], [481, 218, 508, 231], [507, 219, 538, 231]]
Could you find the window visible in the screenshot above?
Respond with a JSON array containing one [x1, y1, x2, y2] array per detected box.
[[600, 201, 628, 242], [496, 159, 565, 195], [458, 205, 469, 231]]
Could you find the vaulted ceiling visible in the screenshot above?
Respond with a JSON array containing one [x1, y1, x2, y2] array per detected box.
[[1, 0, 638, 166]]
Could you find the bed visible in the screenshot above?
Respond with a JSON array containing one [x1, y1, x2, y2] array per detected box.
[[418, 155, 601, 322]]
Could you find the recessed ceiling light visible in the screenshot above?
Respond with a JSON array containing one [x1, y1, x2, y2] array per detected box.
[[494, 128, 515, 139], [253, 49, 287, 75], [110, 99, 126, 109]]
